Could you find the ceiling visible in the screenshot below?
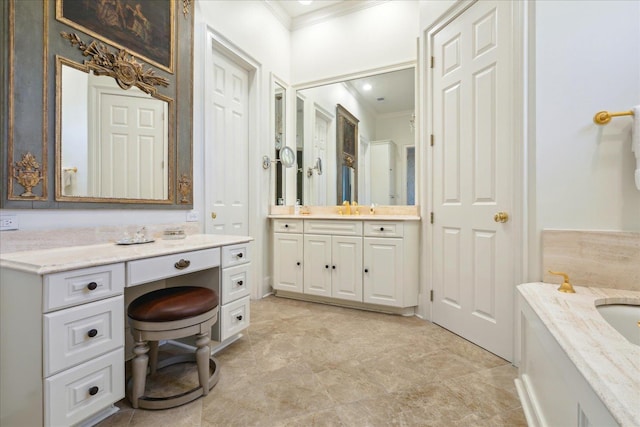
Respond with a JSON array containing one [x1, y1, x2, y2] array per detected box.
[[347, 68, 415, 115], [275, 0, 345, 18]]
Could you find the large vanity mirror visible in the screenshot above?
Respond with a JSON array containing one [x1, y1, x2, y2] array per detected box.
[[56, 58, 173, 202], [295, 67, 416, 206]]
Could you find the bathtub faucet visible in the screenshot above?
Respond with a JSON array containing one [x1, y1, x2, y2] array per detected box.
[[548, 271, 576, 293]]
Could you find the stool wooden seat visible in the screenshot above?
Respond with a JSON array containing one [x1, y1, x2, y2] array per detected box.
[[127, 286, 220, 410]]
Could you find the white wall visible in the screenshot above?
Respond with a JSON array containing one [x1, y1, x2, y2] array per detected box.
[[531, 0, 640, 278], [534, 0, 640, 231], [291, 1, 419, 85]]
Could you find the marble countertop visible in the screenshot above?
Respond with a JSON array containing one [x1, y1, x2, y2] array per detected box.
[[0, 234, 252, 276], [518, 282, 640, 426], [268, 214, 421, 221]]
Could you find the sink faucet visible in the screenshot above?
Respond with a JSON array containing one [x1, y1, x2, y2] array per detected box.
[[548, 270, 576, 293], [342, 200, 351, 215]]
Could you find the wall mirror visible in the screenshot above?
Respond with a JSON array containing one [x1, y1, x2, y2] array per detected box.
[[56, 58, 173, 202], [295, 67, 416, 206], [2, 0, 193, 209], [274, 81, 286, 205]]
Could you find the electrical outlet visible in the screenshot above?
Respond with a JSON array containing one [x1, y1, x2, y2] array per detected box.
[[0, 215, 19, 231], [186, 211, 199, 222]]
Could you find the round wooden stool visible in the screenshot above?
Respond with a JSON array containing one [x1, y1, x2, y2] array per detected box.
[[127, 286, 220, 410]]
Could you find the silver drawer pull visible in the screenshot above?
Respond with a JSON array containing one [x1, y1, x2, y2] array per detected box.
[[174, 259, 191, 270]]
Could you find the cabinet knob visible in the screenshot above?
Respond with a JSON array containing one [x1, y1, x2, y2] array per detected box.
[[325, 265, 329, 269], [332, 265, 336, 269], [297, 262, 301, 266], [237, 280, 243, 286], [236, 315, 243, 321], [236, 252, 244, 258], [87, 329, 98, 338], [87, 282, 98, 291], [380, 227, 385, 231], [88, 386, 99, 396], [284, 224, 289, 228], [364, 268, 369, 273]]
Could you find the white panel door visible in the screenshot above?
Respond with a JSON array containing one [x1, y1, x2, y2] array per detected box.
[[205, 48, 249, 235], [310, 108, 329, 205], [97, 93, 167, 199], [303, 234, 332, 297], [432, 0, 514, 361], [331, 236, 362, 302]]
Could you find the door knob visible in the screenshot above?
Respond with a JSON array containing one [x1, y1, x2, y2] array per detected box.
[[211, 212, 217, 219], [494, 211, 509, 223]]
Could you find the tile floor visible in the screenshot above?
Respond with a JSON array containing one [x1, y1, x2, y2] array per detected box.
[[99, 296, 527, 426]]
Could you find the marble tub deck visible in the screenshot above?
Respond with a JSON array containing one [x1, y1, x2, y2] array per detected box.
[[99, 296, 525, 427], [518, 283, 640, 426]]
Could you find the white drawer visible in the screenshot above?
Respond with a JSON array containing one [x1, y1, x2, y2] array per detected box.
[[44, 296, 124, 376], [272, 219, 303, 233], [304, 220, 363, 236], [219, 296, 250, 341], [221, 263, 251, 304], [45, 348, 125, 427], [44, 263, 125, 312], [364, 221, 404, 238], [221, 242, 251, 268], [127, 248, 220, 286]]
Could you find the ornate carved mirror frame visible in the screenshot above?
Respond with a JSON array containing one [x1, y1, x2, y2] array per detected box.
[[1, 0, 194, 209]]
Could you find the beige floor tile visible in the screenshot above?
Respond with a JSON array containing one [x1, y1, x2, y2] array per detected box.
[[98, 296, 525, 427]]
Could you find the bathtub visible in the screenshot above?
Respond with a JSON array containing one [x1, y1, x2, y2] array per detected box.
[[515, 282, 640, 427]]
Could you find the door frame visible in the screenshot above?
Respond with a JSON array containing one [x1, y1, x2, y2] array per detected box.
[[201, 26, 263, 300], [420, 0, 528, 363]]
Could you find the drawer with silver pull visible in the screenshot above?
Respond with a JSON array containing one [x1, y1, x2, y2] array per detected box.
[[127, 248, 220, 286], [221, 242, 251, 268], [44, 296, 124, 376], [363, 221, 404, 238], [44, 263, 125, 312], [218, 295, 250, 341], [45, 348, 125, 427], [221, 263, 250, 304]]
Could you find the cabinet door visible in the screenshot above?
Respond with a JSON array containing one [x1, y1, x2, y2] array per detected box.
[[273, 233, 303, 292], [363, 238, 403, 306], [304, 235, 332, 297], [332, 236, 363, 302]]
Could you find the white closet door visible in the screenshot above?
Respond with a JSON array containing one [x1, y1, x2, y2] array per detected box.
[[204, 48, 249, 235]]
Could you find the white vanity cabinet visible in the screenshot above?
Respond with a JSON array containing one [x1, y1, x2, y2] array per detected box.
[[273, 219, 304, 293], [271, 217, 419, 312], [1, 234, 253, 427], [1, 263, 126, 427], [303, 223, 363, 302], [216, 242, 251, 342], [363, 221, 418, 307]]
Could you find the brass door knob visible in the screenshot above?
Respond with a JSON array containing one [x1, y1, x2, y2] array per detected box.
[[494, 212, 509, 223], [211, 212, 217, 219]]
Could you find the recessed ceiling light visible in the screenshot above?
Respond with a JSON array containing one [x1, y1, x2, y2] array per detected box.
[[299, 0, 313, 5], [362, 83, 372, 91]]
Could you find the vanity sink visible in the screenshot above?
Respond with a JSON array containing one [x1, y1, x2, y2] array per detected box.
[[596, 303, 640, 345]]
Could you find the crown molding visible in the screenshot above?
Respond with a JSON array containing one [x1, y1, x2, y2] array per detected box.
[[264, 1, 388, 31], [263, 1, 293, 30]]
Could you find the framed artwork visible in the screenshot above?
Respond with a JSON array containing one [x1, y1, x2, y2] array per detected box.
[[56, 0, 174, 72], [336, 104, 359, 203]]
